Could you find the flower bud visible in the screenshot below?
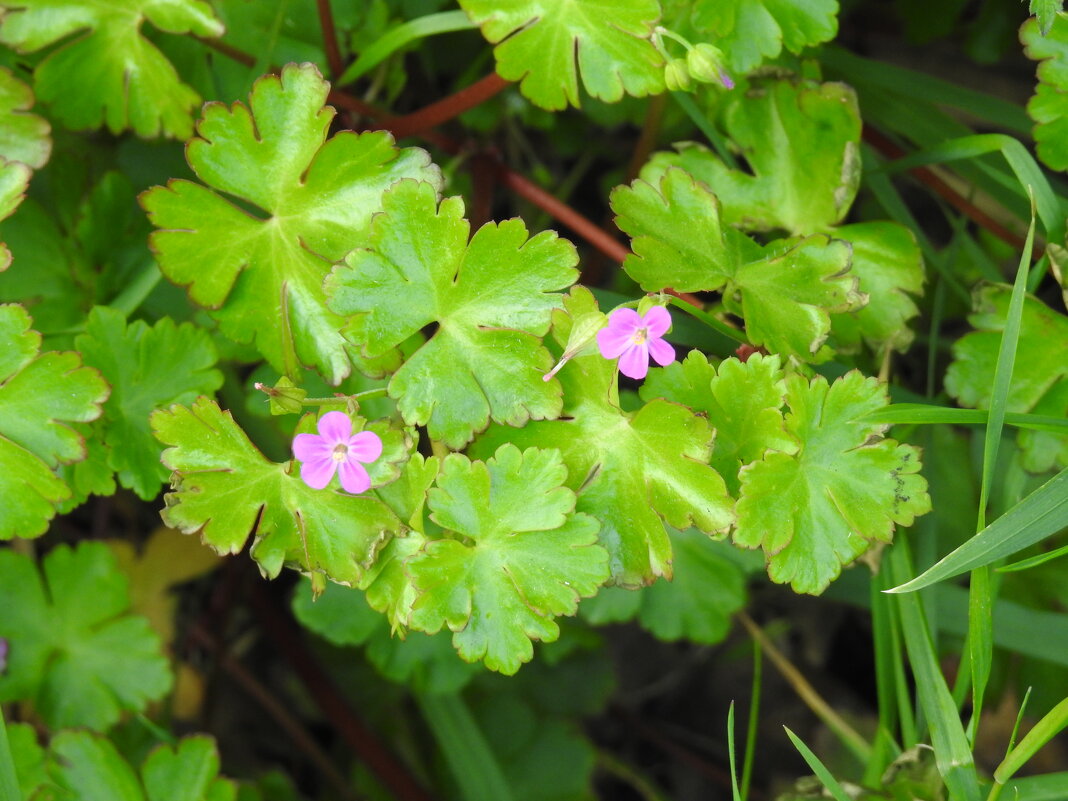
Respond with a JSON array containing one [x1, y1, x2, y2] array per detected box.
[[687, 43, 733, 89], [664, 58, 692, 92], [257, 376, 307, 415]]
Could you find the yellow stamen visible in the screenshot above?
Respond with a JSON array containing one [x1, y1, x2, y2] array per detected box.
[[631, 327, 648, 345], [332, 443, 349, 462]]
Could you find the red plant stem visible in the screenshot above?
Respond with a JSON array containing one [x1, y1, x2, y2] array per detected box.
[[248, 583, 439, 801], [863, 125, 1028, 253], [384, 72, 511, 139], [315, 0, 345, 78]]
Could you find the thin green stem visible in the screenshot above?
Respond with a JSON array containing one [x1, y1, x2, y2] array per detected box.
[[741, 638, 761, 801], [301, 388, 389, 405], [667, 296, 748, 345]]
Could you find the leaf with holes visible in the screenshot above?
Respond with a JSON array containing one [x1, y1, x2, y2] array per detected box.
[[641, 78, 862, 235], [0, 304, 109, 539], [326, 179, 577, 449], [0, 0, 224, 138], [405, 443, 608, 674], [0, 67, 50, 168], [458, 0, 664, 110], [76, 307, 223, 500], [142, 63, 441, 384], [151, 397, 406, 584], [736, 371, 930, 594], [0, 542, 171, 730], [472, 287, 735, 588], [612, 168, 862, 361]]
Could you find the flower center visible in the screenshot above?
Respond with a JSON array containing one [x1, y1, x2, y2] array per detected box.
[[332, 443, 349, 462], [631, 327, 648, 345]]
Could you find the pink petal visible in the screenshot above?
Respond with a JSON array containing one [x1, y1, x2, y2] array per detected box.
[[618, 342, 650, 379], [337, 460, 371, 494], [642, 306, 672, 337], [293, 432, 331, 463], [301, 457, 338, 490], [597, 325, 635, 359], [348, 430, 382, 463], [648, 337, 676, 367], [317, 411, 352, 444], [606, 307, 642, 335]]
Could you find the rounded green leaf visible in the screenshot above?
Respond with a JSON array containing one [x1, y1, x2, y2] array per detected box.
[[0, 67, 50, 168], [459, 0, 665, 109], [326, 179, 577, 448], [1023, 15, 1068, 171], [0, 304, 109, 539], [406, 444, 609, 674], [0, 159, 30, 271], [142, 63, 441, 384], [151, 397, 404, 584], [0, 0, 224, 139]]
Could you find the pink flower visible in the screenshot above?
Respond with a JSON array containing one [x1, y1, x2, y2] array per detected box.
[[292, 411, 382, 494], [596, 306, 676, 380]]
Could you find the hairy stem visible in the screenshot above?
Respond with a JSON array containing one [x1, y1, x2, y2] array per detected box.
[[315, 0, 344, 78]]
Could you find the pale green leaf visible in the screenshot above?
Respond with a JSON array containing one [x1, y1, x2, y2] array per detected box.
[[0, 67, 49, 168], [736, 372, 931, 594], [151, 397, 404, 584], [143, 63, 441, 384], [0, 159, 30, 270], [1023, 15, 1068, 171], [0, 0, 224, 138], [458, 0, 664, 109], [0, 304, 108, 539], [406, 444, 608, 674], [326, 179, 577, 448], [1032, 1, 1064, 36]]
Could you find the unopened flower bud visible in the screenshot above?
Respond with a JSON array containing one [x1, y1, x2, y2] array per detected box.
[[256, 377, 307, 415], [664, 58, 692, 92], [687, 43, 733, 89]]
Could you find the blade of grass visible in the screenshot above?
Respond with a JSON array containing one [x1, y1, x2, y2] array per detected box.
[[860, 405, 1068, 435], [886, 466, 1068, 593], [782, 727, 853, 801], [416, 693, 515, 801], [888, 538, 981, 801], [741, 639, 761, 801], [1007, 687, 1033, 757], [992, 696, 1068, 792], [1001, 771, 1068, 800], [998, 542, 1068, 573], [727, 702, 742, 801], [0, 706, 20, 801], [336, 11, 477, 85], [671, 90, 739, 169]]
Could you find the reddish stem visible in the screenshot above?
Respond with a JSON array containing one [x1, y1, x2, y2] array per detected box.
[[384, 72, 511, 139], [863, 125, 1028, 253], [315, 0, 345, 78]]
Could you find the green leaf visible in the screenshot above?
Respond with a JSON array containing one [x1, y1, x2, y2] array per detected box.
[[1032, 1, 1064, 36], [691, 0, 839, 74], [406, 444, 608, 674], [8, 722, 48, 800], [583, 530, 750, 644], [48, 732, 234, 801], [641, 78, 862, 234], [0, 304, 109, 540], [0, 67, 50, 168], [76, 307, 223, 500], [945, 285, 1068, 472], [326, 179, 577, 448], [458, 0, 664, 110], [151, 397, 404, 584], [472, 287, 735, 588], [142, 63, 441, 384], [736, 371, 931, 594], [0, 159, 29, 271], [0, 0, 224, 139], [640, 351, 798, 496], [887, 467, 1068, 593], [0, 542, 172, 730], [1023, 15, 1068, 171], [612, 168, 861, 361], [829, 222, 925, 352]]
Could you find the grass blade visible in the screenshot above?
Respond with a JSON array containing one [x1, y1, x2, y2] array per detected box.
[[995, 696, 1068, 784], [860, 404, 1068, 434], [783, 727, 853, 801], [337, 10, 477, 85]]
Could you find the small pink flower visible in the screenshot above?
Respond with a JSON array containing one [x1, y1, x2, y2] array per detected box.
[[292, 411, 382, 494], [596, 306, 676, 380]]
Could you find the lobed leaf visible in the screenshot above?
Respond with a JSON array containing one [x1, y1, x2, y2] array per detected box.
[[0, 67, 50, 169], [406, 444, 609, 674], [0, 304, 109, 539], [0, 0, 224, 139], [0, 159, 30, 271], [143, 63, 441, 384], [0, 542, 172, 730], [458, 0, 664, 110], [327, 179, 577, 448], [1023, 14, 1068, 171], [473, 287, 735, 587], [736, 371, 931, 594], [76, 307, 223, 500], [151, 397, 405, 584]]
